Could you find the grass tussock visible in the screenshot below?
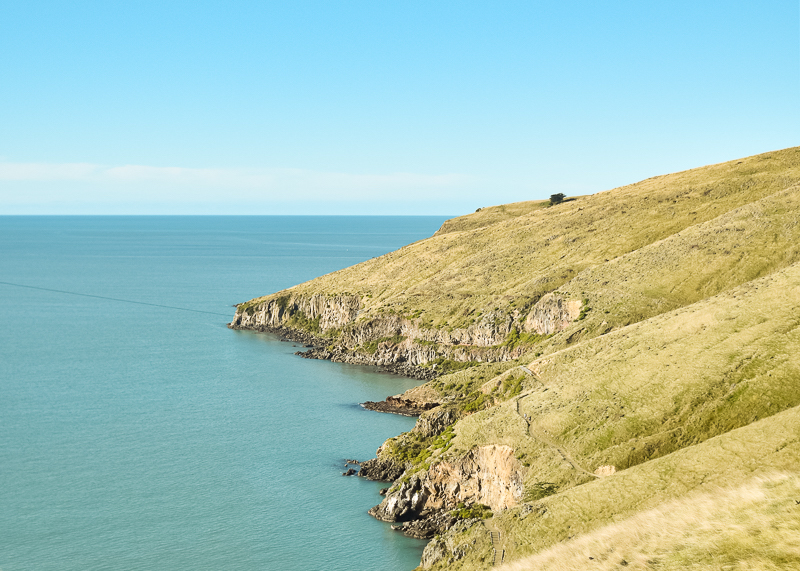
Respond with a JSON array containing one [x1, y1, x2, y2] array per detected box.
[[499, 473, 800, 571]]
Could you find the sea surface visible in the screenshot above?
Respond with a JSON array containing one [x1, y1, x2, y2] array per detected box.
[[0, 215, 450, 571]]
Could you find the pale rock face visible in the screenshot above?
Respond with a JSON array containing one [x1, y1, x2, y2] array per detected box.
[[524, 293, 582, 334], [231, 293, 528, 366], [424, 445, 524, 512], [594, 465, 617, 477], [420, 520, 478, 568], [231, 294, 361, 331], [369, 445, 524, 523]]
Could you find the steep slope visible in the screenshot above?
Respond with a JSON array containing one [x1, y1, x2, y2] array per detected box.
[[366, 259, 800, 541], [421, 403, 800, 569], [497, 473, 800, 571]]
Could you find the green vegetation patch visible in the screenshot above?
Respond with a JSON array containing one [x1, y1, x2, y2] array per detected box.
[[286, 310, 321, 335], [524, 481, 559, 502], [422, 358, 481, 375], [451, 502, 493, 520], [462, 391, 490, 413], [502, 328, 547, 350]]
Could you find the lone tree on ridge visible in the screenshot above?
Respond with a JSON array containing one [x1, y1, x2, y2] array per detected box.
[[549, 193, 566, 205]]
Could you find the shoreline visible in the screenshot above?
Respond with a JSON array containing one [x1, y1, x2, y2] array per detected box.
[[227, 322, 440, 381]]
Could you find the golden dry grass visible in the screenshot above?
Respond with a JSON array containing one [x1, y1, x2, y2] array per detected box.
[[244, 146, 800, 337], [420, 403, 800, 570], [442, 259, 800, 497], [236, 146, 800, 571], [499, 473, 800, 571]]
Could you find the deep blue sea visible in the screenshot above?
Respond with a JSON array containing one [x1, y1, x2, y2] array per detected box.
[[0, 216, 450, 571]]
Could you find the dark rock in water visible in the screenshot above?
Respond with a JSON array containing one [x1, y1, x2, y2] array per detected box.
[[342, 468, 357, 476], [292, 345, 439, 381], [359, 456, 406, 482], [379, 487, 389, 496], [361, 395, 439, 417]]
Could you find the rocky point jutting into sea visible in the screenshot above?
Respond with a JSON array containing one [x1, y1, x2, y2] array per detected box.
[[231, 146, 800, 570]]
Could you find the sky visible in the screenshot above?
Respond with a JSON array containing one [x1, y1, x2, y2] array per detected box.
[[1, 1, 798, 215]]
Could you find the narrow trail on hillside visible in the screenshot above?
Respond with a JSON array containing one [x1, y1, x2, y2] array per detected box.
[[510, 369, 599, 480]]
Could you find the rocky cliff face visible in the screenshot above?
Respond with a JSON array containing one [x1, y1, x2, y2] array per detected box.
[[230, 293, 360, 331], [230, 293, 541, 370], [368, 445, 524, 532], [523, 293, 583, 334]]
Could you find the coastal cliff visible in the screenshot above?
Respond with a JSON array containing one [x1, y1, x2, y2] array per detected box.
[[229, 290, 582, 377], [231, 146, 800, 570], [229, 293, 581, 379]]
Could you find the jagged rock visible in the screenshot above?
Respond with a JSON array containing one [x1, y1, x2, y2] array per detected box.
[[229, 293, 528, 374], [369, 445, 524, 523], [368, 475, 428, 522], [394, 509, 458, 539], [379, 487, 389, 496], [358, 456, 407, 482], [361, 395, 440, 416], [412, 406, 459, 437], [342, 468, 356, 476], [420, 519, 480, 568]]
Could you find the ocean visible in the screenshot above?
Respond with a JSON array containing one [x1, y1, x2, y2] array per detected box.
[[0, 215, 450, 571]]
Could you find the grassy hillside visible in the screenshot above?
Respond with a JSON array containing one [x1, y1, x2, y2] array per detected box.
[[439, 260, 800, 494], [499, 472, 800, 571], [233, 146, 800, 569], [241, 146, 800, 341], [423, 403, 800, 569]]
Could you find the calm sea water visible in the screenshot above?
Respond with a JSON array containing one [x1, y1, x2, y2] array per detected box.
[[0, 216, 450, 571]]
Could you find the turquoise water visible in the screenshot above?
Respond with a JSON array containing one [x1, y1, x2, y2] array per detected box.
[[0, 216, 449, 571]]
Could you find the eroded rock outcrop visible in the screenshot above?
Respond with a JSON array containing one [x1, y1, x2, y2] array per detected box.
[[230, 293, 531, 371], [231, 293, 361, 332], [524, 293, 582, 334], [368, 445, 524, 536], [420, 519, 482, 567], [412, 406, 460, 438], [361, 396, 440, 416]]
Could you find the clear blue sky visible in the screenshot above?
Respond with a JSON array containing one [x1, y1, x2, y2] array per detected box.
[[1, 1, 798, 215]]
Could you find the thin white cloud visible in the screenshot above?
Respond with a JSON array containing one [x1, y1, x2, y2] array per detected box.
[[0, 161, 488, 213], [0, 161, 470, 192]]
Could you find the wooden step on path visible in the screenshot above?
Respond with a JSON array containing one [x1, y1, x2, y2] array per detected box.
[[489, 531, 504, 566]]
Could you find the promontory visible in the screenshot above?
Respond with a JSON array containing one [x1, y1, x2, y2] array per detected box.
[[231, 146, 800, 570]]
